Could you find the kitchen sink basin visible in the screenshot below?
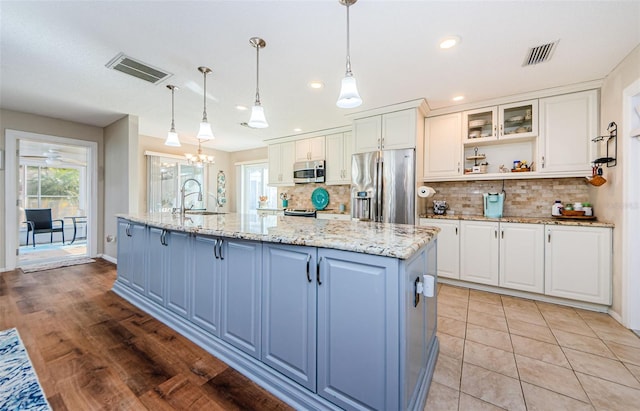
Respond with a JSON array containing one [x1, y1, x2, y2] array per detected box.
[[185, 210, 226, 215]]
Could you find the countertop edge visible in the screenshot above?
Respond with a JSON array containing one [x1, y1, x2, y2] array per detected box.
[[117, 213, 439, 260], [418, 214, 614, 228]]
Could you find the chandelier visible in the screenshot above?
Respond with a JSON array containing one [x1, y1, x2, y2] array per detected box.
[[185, 139, 214, 167]]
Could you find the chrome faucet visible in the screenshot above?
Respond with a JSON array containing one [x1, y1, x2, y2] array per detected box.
[[180, 178, 203, 218]]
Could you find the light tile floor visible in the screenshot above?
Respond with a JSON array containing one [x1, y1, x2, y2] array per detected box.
[[426, 283, 640, 410]]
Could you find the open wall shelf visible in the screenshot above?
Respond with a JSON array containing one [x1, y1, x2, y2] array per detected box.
[[592, 121, 617, 167]]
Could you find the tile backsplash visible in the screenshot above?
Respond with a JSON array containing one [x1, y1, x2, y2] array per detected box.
[[278, 184, 351, 212], [420, 178, 591, 218]]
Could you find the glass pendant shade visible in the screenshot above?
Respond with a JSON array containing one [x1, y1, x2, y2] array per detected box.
[[165, 130, 181, 147], [197, 121, 214, 141], [196, 66, 214, 141], [248, 104, 268, 128], [336, 74, 362, 108], [248, 37, 269, 128], [165, 85, 181, 146]]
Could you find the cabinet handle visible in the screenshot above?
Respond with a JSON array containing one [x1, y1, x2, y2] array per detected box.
[[493, 125, 497, 136], [381, 138, 384, 149], [218, 239, 224, 260], [542, 156, 545, 169], [126, 223, 131, 237], [213, 239, 219, 259], [548, 231, 551, 243], [457, 162, 460, 173], [306, 254, 312, 283], [414, 277, 421, 308], [501, 230, 504, 239], [317, 256, 323, 285], [455, 226, 458, 235], [499, 124, 503, 136], [160, 230, 165, 246], [494, 229, 498, 239]]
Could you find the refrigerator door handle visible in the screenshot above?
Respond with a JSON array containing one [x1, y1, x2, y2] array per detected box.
[[378, 157, 384, 222]]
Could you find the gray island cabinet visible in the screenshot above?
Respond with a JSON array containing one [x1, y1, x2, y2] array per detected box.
[[114, 213, 439, 411]]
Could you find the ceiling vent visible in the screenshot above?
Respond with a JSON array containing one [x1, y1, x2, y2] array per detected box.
[[106, 53, 172, 84], [522, 40, 559, 66]]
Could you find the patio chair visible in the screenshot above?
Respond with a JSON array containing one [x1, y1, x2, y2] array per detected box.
[[24, 208, 65, 247]]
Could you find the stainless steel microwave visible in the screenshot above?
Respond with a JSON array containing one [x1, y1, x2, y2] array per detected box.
[[293, 160, 325, 183]]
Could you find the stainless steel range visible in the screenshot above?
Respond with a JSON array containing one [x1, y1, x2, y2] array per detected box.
[[283, 208, 317, 217]]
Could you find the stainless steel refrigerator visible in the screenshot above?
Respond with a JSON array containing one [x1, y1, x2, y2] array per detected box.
[[351, 148, 415, 224]]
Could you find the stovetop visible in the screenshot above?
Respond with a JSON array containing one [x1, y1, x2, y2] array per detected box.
[[284, 208, 317, 217]]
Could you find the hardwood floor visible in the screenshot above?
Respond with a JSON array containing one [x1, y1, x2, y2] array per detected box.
[[0, 260, 292, 410]]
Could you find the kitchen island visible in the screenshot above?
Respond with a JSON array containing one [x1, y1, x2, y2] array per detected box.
[[113, 213, 439, 411]]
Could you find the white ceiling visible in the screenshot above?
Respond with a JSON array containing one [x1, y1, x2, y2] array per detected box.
[[1, 1, 639, 152]]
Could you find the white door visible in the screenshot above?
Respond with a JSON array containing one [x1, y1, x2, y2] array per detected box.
[[420, 218, 460, 279], [424, 113, 462, 178], [4, 129, 98, 270], [460, 221, 499, 285], [499, 223, 544, 293], [544, 225, 611, 304]]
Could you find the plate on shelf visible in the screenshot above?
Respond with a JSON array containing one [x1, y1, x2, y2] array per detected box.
[[311, 187, 330, 210], [469, 119, 488, 128], [507, 115, 524, 122]]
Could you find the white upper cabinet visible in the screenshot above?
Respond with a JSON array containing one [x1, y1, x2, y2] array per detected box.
[[423, 113, 462, 179], [538, 90, 598, 174], [325, 132, 353, 185], [353, 116, 382, 153], [382, 109, 418, 150], [268, 141, 294, 186], [463, 100, 538, 143], [354, 109, 417, 153], [295, 136, 325, 162]]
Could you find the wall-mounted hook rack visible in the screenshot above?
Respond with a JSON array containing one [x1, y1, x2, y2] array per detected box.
[[591, 121, 617, 167]]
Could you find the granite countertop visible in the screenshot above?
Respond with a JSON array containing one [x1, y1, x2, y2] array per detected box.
[[418, 214, 614, 228], [118, 213, 438, 259]]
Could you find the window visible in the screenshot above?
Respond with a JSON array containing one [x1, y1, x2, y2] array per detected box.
[[240, 162, 276, 214], [147, 154, 206, 213], [20, 165, 84, 220]]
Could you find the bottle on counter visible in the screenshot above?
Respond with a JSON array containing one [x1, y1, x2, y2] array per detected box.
[[552, 200, 563, 216]]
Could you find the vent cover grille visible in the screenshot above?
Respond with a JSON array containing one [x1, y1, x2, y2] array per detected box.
[[523, 40, 559, 66], [106, 53, 172, 84]]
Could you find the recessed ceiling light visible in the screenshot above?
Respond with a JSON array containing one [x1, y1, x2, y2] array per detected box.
[[439, 36, 461, 49], [293, 128, 302, 132], [235, 105, 248, 111], [309, 81, 324, 89], [453, 95, 465, 102]]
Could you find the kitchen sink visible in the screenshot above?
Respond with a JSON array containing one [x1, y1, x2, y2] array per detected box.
[[185, 210, 226, 215]]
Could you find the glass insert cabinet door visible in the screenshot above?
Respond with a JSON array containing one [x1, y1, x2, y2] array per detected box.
[[147, 155, 206, 213]]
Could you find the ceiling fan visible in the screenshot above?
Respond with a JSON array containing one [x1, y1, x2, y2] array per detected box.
[[20, 149, 86, 166]]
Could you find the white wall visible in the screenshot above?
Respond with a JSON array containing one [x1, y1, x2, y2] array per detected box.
[[0, 109, 104, 269], [592, 44, 640, 324], [103, 115, 138, 260]]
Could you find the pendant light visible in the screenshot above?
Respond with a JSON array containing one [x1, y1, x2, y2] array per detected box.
[[248, 37, 268, 128], [336, 0, 362, 109], [197, 66, 214, 140], [164, 85, 181, 147]]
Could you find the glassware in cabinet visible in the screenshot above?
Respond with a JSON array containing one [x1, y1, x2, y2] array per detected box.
[[499, 100, 538, 139]]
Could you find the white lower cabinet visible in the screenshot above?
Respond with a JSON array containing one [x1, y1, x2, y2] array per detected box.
[[499, 223, 544, 293], [425, 218, 611, 304], [419, 218, 460, 279], [460, 221, 500, 285], [545, 225, 612, 304]]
